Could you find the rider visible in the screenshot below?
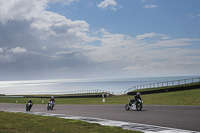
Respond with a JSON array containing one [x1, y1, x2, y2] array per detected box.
[[130, 92, 141, 105], [49, 96, 55, 106]]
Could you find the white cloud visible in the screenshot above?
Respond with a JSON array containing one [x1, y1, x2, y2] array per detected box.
[[98, 0, 118, 11], [9, 47, 27, 54], [0, 0, 199, 79], [136, 33, 169, 40], [0, 0, 47, 23], [0, 0, 80, 23], [0, 47, 3, 53], [48, 0, 79, 5], [0, 54, 15, 63], [81, 30, 200, 77], [144, 4, 158, 9], [149, 38, 200, 48], [30, 11, 89, 40], [122, 64, 144, 71], [188, 13, 200, 19]]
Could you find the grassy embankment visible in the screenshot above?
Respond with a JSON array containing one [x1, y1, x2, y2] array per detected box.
[[0, 111, 140, 133], [129, 81, 200, 105], [0, 82, 200, 105]]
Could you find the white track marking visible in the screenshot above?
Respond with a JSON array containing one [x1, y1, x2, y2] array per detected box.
[[5, 111, 200, 133]]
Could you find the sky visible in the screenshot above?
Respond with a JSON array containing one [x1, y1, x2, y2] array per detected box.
[[0, 0, 200, 80]]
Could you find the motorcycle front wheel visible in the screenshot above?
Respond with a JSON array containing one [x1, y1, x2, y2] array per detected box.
[[125, 104, 130, 111], [136, 104, 142, 111], [26, 107, 31, 111]]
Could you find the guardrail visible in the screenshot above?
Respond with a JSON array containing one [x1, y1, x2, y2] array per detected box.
[[0, 90, 114, 97], [0, 96, 25, 98], [67, 89, 114, 95], [124, 77, 200, 94]]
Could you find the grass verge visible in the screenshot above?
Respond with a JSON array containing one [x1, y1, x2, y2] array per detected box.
[[0, 111, 140, 133], [142, 89, 200, 105]]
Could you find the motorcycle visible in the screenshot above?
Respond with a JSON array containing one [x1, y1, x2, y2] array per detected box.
[[47, 101, 54, 110], [125, 99, 143, 111], [26, 103, 33, 111]]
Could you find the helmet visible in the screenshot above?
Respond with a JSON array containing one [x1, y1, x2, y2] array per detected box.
[[136, 92, 141, 96], [51, 96, 54, 99]]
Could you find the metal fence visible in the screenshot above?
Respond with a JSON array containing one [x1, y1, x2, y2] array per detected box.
[[67, 89, 114, 95], [0, 96, 25, 98], [124, 77, 200, 94]]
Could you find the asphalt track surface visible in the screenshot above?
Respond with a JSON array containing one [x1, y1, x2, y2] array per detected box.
[[0, 103, 200, 132]]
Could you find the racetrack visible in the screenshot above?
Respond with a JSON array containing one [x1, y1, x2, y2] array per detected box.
[[0, 103, 199, 132]]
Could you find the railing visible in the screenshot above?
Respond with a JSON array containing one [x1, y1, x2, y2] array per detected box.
[[124, 77, 200, 94], [68, 89, 114, 95], [0, 96, 25, 98]]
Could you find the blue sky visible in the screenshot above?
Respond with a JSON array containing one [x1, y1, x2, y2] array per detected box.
[[46, 0, 200, 38], [0, 0, 200, 80]]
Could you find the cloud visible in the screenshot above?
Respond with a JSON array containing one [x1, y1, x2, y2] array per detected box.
[[144, 4, 158, 9], [48, 0, 79, 5], [30, 11, 89, 40], [0, 0, 46, 23], [136, 33, 169, 40], [149, 38, 200, 48], [0, 47, 3, 53], [9, 47, 27, 54], [0, 0, 199, 79], [0, 0, 91, 79], [97, 0, 118, 11], [0, 0, 80, 23], [81, 30, 200, 77], [187, 13, 200, 19]]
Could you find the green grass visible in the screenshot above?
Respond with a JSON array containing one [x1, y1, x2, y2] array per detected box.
[[1, 89, 200, 105], [0, 96, 129, 105], [0, 111, 141, 133], [132, 89, 200, 105], [142, 89, 200, 105]]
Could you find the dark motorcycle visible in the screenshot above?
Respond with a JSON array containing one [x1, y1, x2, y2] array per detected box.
[[26, 103, 33, 111], [47, 101, 54, 110], [125, 99, 143, 111]]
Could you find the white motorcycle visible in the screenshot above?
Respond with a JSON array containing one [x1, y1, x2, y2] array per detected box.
[[47, 101, 55, 110], [125, 99, 143, 111], [26, 103, 33, 111]]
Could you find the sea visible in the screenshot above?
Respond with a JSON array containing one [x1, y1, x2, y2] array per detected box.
[[0, 76, 199, 95]]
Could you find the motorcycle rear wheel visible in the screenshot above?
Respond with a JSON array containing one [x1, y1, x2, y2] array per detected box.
[[125, 104, 130, 111]]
